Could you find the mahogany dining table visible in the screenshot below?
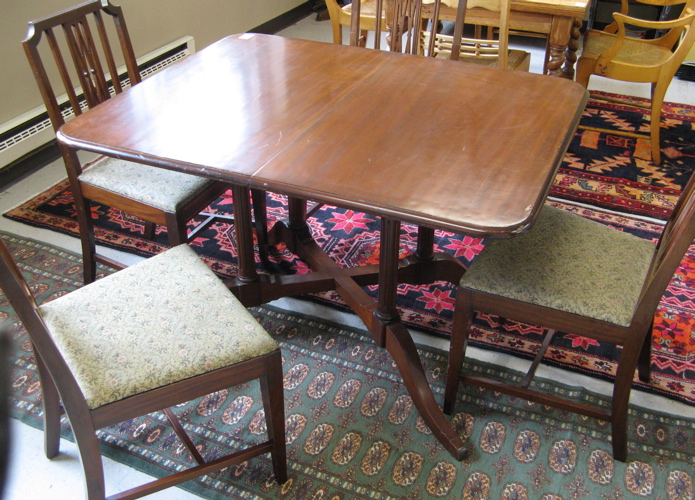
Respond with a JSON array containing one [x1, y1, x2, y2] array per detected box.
[[57, 33, 588, 459]]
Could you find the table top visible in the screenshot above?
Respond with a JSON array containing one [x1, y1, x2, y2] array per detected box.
[[59, 33, 588, 237]]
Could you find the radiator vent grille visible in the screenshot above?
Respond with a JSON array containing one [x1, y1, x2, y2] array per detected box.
[[0, 36, 194, 167]]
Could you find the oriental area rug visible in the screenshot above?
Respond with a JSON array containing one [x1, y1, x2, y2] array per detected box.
[[4, 92, 695, 407], [2, 232, 694, 499]]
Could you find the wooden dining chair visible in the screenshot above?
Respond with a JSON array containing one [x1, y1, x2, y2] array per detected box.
[[415, 0, 531, 70], [576, 0, 695, 165], [0, 238, 287, 499], [326, 0, 389, 47], [0, 330, 10, 499], [22, 0, 268, 283], [443, 166, 695, 462]]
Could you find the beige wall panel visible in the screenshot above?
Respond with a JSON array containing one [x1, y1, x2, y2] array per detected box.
[[1, 0, 304, 126]]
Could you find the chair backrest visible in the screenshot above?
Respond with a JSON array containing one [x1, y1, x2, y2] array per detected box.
[[635, 167, 695, 326], [338, 0, 410, 50], [22, 0, 140, 134], [598, 0, 695, 79], [414, 0, 514, 68], [0, 240, 85, 413], [327, 0, 389, 48]]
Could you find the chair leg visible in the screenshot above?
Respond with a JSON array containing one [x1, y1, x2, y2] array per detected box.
[[260, 350, 287, 484], [60, 147, 98, 284], [251, 189, 269, 262], [650, 83, 666, 165], [74, 198, 98, 285], [610, 331, 647, 462], [332, 20, 343, 44], [165, 213, 188, 247], [69, 412, 107, 500], [444, 287, 474, 415], [143, 220, 156, 240], [637, 321, 653, 383], [34, 348, 61, 459], [575, 56, 593, 88]]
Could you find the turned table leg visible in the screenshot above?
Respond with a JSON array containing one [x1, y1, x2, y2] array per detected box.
[[546, 16, 574, 78]]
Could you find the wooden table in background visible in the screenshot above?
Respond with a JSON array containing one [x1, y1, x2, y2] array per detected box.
[[509, 0, 589, 77], [58, 34, 588, 458], [398, 0, 590, 77]]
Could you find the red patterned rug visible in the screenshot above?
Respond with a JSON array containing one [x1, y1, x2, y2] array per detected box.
[[551, 91, 695, 219], [5, 91, 695, 405]]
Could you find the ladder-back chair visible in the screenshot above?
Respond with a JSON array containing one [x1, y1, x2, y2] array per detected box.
[[415, 0, 531, 70], [0, 238, 287, 499], [22, 0, 268, 282], [326, 0, 389, 47], [444, 163, 695, 461], [576, 0, 695, 164]]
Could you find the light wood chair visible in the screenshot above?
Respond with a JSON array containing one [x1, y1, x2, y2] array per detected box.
[[0, 238, 287, 499], [326, 0, 389, 47], [416, 0, 531, 70], [22, 0, 268, 283], [576, 0, 695, 165], [443, 163, 695, 462]]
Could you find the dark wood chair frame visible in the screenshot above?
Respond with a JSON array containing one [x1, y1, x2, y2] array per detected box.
[[0, 329, 10, 499], [22, 0, 268, 283], [444, 163, 695, 462], [0, 239, 287, 500]]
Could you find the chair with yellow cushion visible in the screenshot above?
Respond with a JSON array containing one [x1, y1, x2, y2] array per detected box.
[[417, 0, 531, 70], [0, 239, 287, 499], [576, 0, 695, 164], [443, 163, 695, 462]]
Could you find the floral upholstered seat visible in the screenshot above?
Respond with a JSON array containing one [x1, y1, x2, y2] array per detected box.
[[39, 244, 278, 409], [460, 206, 656, 326], [443, 195, 693, 462], [0, 234, 287, 498], [79, 156, 216, 213]]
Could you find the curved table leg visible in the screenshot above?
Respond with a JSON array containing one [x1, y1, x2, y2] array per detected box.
[[374, 218, 468, 460]]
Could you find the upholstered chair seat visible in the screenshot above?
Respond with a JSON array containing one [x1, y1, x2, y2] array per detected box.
[[442, 187, 695, 461], [39, 244, 278, 409], [78, 157, 217, 213], [460, 206, 657, 326], [0, 237, 287, 499]]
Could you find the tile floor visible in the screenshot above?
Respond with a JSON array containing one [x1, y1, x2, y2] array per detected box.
[[2, 13, 695, 500]]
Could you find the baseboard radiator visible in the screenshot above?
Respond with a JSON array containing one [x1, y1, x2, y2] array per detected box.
[[0, 36, 195, 171]]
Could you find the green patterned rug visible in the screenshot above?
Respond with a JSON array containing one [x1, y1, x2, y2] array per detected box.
[[2, 231, 694, 499]]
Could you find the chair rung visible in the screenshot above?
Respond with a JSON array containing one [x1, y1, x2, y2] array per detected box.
[[590, 93, 651, 110], [520, 329, 556, 388], [461, 375, 612, 421], [106, 441, 275, 500], [95, 253, 127, 271], [307, 202, 324, 219], [577, 125, 650, 141]]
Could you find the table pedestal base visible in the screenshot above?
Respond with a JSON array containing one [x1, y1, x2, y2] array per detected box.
[[227, 193, 468, 459]]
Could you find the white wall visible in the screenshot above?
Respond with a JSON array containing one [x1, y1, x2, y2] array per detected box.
[[0, 0, 305, 126]]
